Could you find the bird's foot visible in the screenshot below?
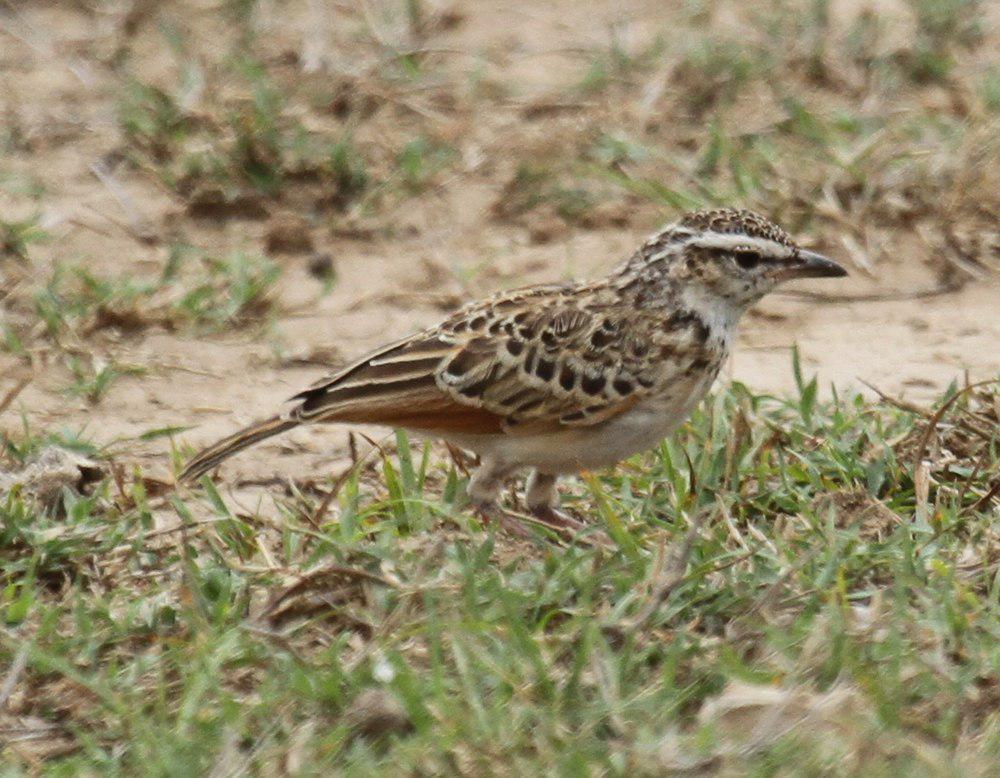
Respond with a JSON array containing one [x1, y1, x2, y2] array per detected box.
[[528, 505, 587, 532], [472, 501, 607, 547], [529, 505, 613, 548], [473, 501, 532, 538]]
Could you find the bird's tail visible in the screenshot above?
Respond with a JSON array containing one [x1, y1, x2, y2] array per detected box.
[[177, 415, 299, 484]]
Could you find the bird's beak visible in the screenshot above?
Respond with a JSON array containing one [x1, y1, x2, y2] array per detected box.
[[778, 250, 848, 281]]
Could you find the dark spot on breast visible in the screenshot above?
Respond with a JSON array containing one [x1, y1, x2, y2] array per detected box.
[[631, 288, 652, 305], [552, 310, 584, 335], [559, 365, 576, 391], [666, 310, 711, 345], [535, 358, 555, 382], [590, 329, 613, 349], [630, 340, 649, 357], [686, 356, 719, 376], [665, 310, 694, 329], [612, 378, 634, 396], [522, 345, 537, 374], [581, 373, 606, 395], [506, 339, 524, 356]]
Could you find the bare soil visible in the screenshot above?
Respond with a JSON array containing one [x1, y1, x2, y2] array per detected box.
[[1, 0, 997, 484]]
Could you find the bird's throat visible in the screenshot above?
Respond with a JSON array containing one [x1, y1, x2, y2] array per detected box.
[[676, 286, 740, 350]]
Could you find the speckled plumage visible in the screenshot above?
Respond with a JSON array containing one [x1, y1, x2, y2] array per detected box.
[[179, 208, 846, 536], [678, 208, 796, 246]]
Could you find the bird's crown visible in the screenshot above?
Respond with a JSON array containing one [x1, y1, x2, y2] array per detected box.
[[615, 207, 798, 277], [613, 207, 844, 304], [677, 208, 795, 247]]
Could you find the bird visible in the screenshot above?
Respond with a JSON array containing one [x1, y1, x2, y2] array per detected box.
[[178, 208, 846, 536]]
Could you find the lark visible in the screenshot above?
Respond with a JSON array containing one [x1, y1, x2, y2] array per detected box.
[[179, 209, 846, 535]]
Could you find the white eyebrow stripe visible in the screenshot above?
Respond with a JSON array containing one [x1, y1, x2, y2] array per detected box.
[[687, 232, 793, 257], [642, 224, 692, 249]]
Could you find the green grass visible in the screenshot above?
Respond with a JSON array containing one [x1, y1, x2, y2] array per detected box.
[[0, 215, 48, 262], [484, 0, 997, 245], [115, 49, 458, 222], [1, 246, 281, 407], [63, 357, 147, 405], [7, 246, 281, 349], [2, 373, 997, 774]]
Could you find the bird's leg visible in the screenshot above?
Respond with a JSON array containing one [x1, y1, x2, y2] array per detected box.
[[525, 471, 586, 531], [467, 457, 529, 537]]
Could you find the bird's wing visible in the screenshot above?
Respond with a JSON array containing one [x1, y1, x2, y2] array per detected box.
[[179, 283, 718, 482], [290, 283, 684, 435], [290, 327, 506, 434]]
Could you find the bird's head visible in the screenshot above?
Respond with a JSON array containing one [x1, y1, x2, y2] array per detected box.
[[617, 208, 846, 312]]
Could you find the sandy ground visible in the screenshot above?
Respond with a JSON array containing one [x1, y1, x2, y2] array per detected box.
[[1, 0, 997, 483]]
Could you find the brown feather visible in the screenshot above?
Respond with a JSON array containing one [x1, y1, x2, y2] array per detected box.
[[328, 401, 505, 434], [178, 415, 298, 483], [304, 375, 505, 434]]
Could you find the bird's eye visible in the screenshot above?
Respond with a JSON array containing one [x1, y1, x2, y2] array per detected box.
[[733, 250, 762, 270]]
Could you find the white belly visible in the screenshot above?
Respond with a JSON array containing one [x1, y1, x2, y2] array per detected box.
[[436, 372, 716, 473]]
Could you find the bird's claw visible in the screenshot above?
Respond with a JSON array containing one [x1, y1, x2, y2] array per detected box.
[[473, 502, 532, 538], [528, 506, 587, 531]]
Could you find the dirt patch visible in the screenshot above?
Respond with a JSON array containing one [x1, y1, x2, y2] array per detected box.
[[1, 0, 997, 483]]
